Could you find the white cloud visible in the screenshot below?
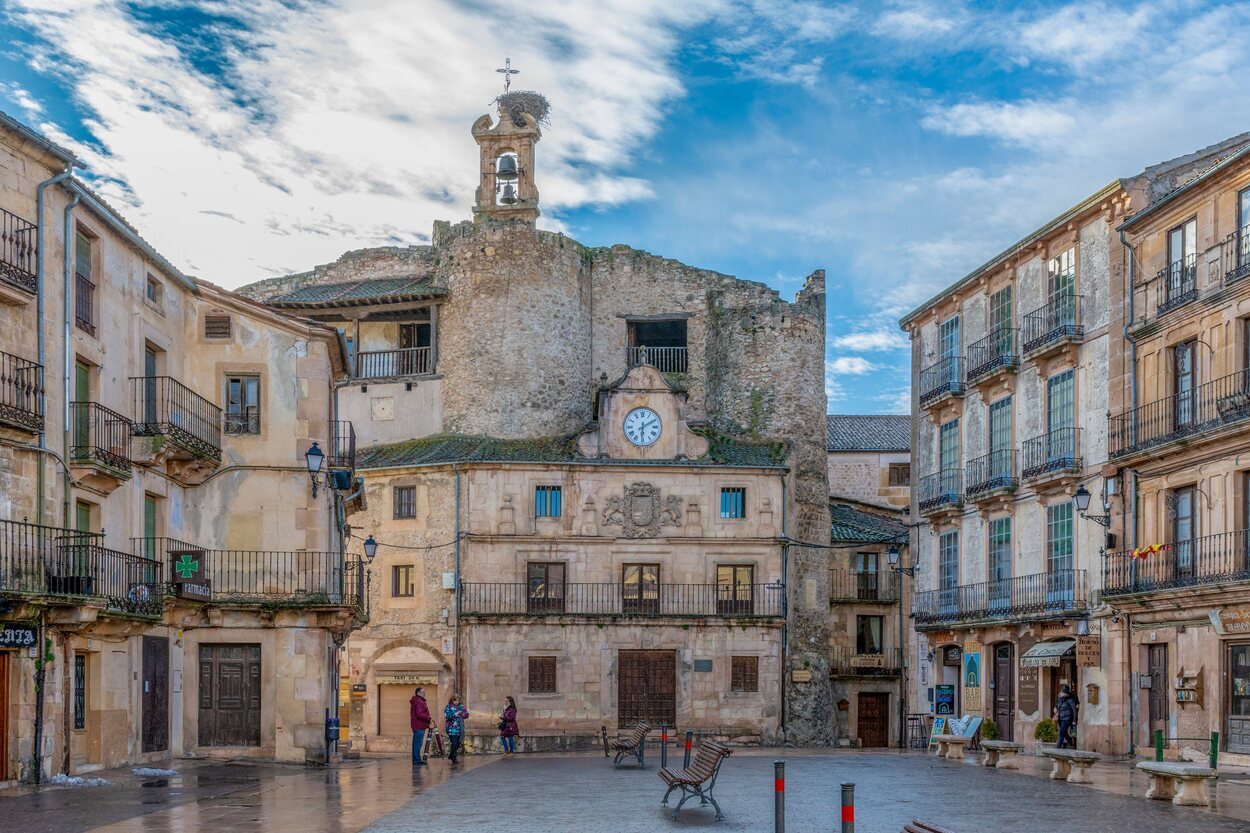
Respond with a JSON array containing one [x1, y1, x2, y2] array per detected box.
[[875, 388, 912, 415], [831, 329, 907, 352], [1017, 3, 1153, 72], [827, 356, 875, 375], [872, 2, 957, 40], [920, 100, 1079, 150]]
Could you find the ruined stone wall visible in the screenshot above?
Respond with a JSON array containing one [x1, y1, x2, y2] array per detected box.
[[236, 245, 436, 301]]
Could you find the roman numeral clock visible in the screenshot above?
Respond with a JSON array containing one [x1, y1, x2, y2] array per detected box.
[[623, 407, 662, 447]]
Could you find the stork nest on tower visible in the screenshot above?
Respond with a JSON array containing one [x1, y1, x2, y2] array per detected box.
[[495, 91, 551, 128]]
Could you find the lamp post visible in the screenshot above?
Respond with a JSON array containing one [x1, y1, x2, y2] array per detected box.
[[886, 542, 915, 750], [305, 441, 325, 498], [1072, 484, 1110, 528], [363, 535, 378, 563]]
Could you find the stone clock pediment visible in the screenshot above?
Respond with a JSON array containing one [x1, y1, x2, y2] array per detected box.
[[576, 365, 710, 461]]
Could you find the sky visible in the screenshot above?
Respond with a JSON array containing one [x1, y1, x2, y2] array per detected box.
[[3, 1, 1250, 414]]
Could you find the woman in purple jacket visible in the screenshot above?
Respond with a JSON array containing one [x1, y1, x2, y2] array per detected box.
[[499, 696, 519, 757]]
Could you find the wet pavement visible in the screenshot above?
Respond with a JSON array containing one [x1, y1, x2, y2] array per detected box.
[[4, 749, 1250, 833]]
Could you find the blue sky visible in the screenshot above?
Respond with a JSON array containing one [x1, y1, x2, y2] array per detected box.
[[3, 1, 1250, 414]]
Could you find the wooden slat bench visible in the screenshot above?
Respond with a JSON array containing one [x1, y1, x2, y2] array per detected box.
[[1136, 760, 1217, 806], [980, 740, 1026, 770], [904, 821, 957, 833], [1041, 748, 1100, 784], [610, 721, 653, 768], [658, 740, 733, 821], [933, 733, 973, 760]]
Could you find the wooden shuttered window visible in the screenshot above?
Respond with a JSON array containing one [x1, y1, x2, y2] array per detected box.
[[731, 656, 758, 693], [528, 656, 557, 693], [204, 315, 232, 339]]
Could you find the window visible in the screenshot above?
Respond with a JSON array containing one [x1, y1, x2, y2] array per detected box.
[[393, 486, 417, 519], [528, 656, 557, 693], [730, 656, 759, 693], [74, 231, 95, 335], [989, 397, 1013, 480], [622, 564, 660, 613], [989, 286, 1012, 334], [1171, 486, 1196, 578], [224, 375, 261, 435], [397, 316, 433, 375], [1166, 218, 1198, 301], [527, 562, 566, 613], [142, 494, 159, 558], [1046, 503, 1075, 603], [204, 314, 232, 339], [145, 274, 163, 307], [716, 564, 754, 615], [391, 565, 415, 598], [856, 615, 884, 655], [1238, 187, 1250, 272], [938, 531, 958, 613], [1174, 341, 1196, 427], [627, 318, 688, 372], [938, 315, 960, 384], [73, 654, 86, 730], [720, 487, 746, 519], [535, 485, 562, 518], [888, 463, 910, 486], [939, 419, 959, 495], [855, 552, 880, 600], [1045, 370, 1075, 463], [988, 517, 1012, 608]]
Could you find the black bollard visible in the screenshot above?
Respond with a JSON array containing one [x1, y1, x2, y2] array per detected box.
[[840, 782, 855, 833], [774, 760, 785, 833], [683, 730, 693, 768], [661, 725, 669, 769]]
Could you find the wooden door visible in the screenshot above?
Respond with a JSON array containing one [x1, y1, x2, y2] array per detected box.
[[199, 644, 261, 747], [857, 692, 889, 748], [618, 650, 675, 729], [993, 644, 1015, 741], [142, 637, 169, 752], [0, 652, 8, 780], [1228, 644, 1250, 754], [1148, 644, 1169, 734]]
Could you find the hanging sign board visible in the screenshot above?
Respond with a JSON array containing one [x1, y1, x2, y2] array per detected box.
[[0, 624, 37, 649], [1211, 607, 1250, 635], [1076, 635, 1102, 668], [170, 550, 211, 601]]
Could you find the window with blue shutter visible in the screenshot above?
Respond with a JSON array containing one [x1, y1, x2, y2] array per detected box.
[[720, 487, 746, 519], [535, 485, 562, 518]]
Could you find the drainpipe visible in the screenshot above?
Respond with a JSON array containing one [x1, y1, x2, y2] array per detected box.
[[30, 610, 47, 784], [453, 463, 463, 700], [34, 169, 73, 525], [1118, 227, 1139, 756], [779, 473, 788, 743], [60, 195, 80, 528]]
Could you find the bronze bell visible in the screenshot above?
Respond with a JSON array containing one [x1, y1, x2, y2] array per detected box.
[[496, 154, 519, 181], [499, 183, 518, 205]]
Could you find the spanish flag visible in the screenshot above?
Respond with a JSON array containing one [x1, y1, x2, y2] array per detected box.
[[1131, 543, 1168, 560]]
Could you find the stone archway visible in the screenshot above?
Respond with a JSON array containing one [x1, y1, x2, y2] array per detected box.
[[351, 638, 452, 751]]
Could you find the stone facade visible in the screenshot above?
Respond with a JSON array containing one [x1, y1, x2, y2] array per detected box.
[[245, 97, 830, 749]]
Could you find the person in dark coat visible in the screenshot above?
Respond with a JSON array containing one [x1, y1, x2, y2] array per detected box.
[[409, 687, 432, 766], [499, 696, 519, 757], [1054, 684, 1080, 749], [444, 694, 469, 764]]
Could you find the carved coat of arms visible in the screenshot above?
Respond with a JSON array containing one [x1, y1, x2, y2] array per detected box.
[[602, 482, 682, 538]]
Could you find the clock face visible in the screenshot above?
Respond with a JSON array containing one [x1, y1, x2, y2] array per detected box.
[[623, 407, 662, 447]]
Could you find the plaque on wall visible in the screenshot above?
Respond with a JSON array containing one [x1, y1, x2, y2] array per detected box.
[[1076, 635, 1102, 668], [693, 659, 713, 672]]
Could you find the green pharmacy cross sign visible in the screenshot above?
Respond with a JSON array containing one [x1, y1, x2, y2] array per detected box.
[[174, 554, 200, 580], [169, 549, 210, 602]]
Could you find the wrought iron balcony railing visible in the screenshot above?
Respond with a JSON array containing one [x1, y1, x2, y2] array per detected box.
[[912, 569, 1088, 626], [830, 646, 902, 677], [917, 468, 962, 514], [1104, 530, 1250, 596], [130, 375, 222, 460], [70, 401, 133, 473], [459, 582, 784, 618], [829, 569, 900, 603], [1109, 369, 1250, 459], [0, 208, 37, 294], [1225, 230, 1250, 287], [1156, 254, 1199, 316], [75, 271, 96, 336], [0, 349, 43, 433], [1020, 427, 1082, 479], [330, 419, 356, 472], [966, 327, 1018, 383], [626, 346, 688, 374], [1022, 292, 1082, 355], [355, 346, 432, 379], [919, 356, 965, 406], [965, 449, 1018, 497]]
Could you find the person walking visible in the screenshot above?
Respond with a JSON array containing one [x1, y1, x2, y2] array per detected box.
[[445, 694, 470, 764], [1054, 684, 1080, 749], [499, 696, 519, 757], [409, 687, 432, 766]]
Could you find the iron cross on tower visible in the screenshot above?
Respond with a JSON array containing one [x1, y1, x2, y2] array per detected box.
[[496, 57, 519, 92]]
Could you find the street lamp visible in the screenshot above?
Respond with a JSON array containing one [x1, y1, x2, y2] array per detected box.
[[886, 540, 915, 750], [305, 441, 325, 498], [1073, 484, 1110, 528], [362, 535, 378, 563]]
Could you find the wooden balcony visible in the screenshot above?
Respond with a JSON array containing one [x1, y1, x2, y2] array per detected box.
[[355, 346, 432, 379]]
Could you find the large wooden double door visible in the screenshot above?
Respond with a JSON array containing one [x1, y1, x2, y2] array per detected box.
[[199, 644, 261, 747], [618, 650, 675, 729], [857, 692, 890, 748]]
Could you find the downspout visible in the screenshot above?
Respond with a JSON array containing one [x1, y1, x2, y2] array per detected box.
[[61, 195, 80, 528], [779, 472, 788, 743], [34, 169, 73, 525], [1118, 226, 1138, 756], [453, 463, 463, 700]]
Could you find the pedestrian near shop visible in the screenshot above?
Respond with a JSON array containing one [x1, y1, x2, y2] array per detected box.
[[409, 687, 432, 766], [1054, 684, 1080, 749], [445, 694, 470, 764], [499, 696, 519, 757]]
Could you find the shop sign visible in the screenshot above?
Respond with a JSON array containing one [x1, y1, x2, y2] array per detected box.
[[935, 684, 955, 715], [170, 550, 211, 601], [1210, 607, 1250, 635], [851, 653, 888, 668], [0, 624, 37, 648], [1076, 635, 1102, 668], [792, 669, 813, 683], [943, 646, 962, 666], [963, 639, 982, 713], [176, 580, 212, 602], [351, 683, 368, 698], [1017, 635, 1039, 715], [376, 672, 439, 686]]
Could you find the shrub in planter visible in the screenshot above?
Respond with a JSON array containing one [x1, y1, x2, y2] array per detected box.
[[981, 719, 1001, 741], [1033, 718, 1058, 743]]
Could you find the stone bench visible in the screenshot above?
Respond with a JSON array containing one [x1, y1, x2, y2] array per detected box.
[[1041, 748, 1101, 784], [1136, 760, 1217, 806], [980, 740, 1026, 770], [933, 734, 973, 761], [904, 821, 957, 833]]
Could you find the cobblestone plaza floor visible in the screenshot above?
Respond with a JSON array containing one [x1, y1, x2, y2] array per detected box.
[[4, 750, 1250, 833]]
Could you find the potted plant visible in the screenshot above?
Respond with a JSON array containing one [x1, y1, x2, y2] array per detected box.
[[1034, 718, 1058, 755], [981, 719, 1001, 741]]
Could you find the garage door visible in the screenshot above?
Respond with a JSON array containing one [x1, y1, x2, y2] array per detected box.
[[379, 684, 439, 738]]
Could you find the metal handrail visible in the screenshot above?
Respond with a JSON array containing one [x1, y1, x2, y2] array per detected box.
[[966, 327, 1018, 383], [70, 401, 133, 472], [829, 646, 903, 676], [330, 420, 356, 471], [1156, 253, 1198, 315], [913, 569, 1088, 625], [130, 375, 222, 460], [1109, 369, 1250, 458], [829, 569, 901, 603], [355, 346, 432, 378], [0, 349, 43, 432], [1103, 529, 1250, 596], [1225, 229, 1250, 286], [1022, 292, 1082, 354], [626, 346, 688, 374], [919, 356, 965, 406], [1020, 427, 1082, 479], [0, 207, 37, 293], [917, 468, 962, 513], [460, 582, 784, 617], [965, 449, 1017, 497]]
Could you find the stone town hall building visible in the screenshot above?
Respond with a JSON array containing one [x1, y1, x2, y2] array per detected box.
[[240, 92, 832, 749]]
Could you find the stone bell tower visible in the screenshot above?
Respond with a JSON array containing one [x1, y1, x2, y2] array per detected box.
[[471, 90, 545, 224]]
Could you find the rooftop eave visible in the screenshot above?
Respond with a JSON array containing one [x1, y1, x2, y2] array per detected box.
[[1117, 145, 1250, 233]]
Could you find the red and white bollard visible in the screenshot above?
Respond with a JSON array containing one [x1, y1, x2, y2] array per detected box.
[[774, 760, 785, 833], [840, 782, 855, 833]]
